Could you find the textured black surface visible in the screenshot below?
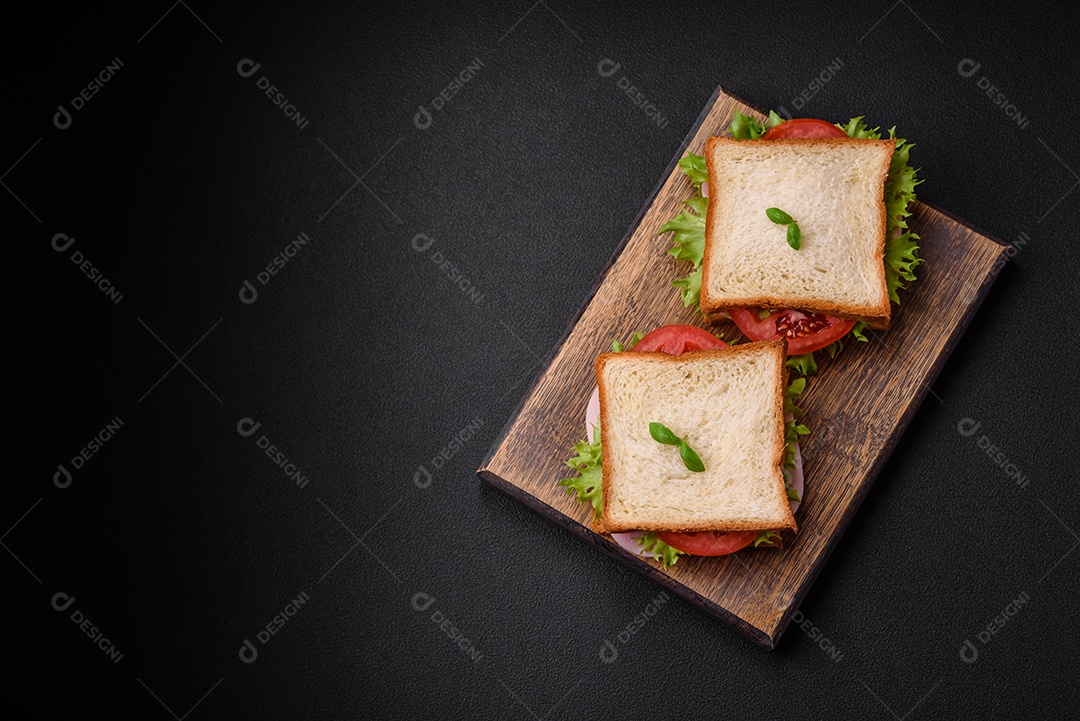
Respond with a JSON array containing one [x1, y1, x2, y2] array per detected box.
[[10, 1, 1079, 718]]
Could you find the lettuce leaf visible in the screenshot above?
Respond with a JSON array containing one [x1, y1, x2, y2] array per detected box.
[[611, 332, 644, 353], [658, 181, 708, 310], [729, 109, 785, 140], [885, 231, 921, 304], [636, 532, 685, 566], [786, 352, 818, 377], [671, 267, 703, 309], [558, 424, 603, 520], [658, 194, 708, 266], [677, 153, 708, 188], [753, 530, 783, 548]]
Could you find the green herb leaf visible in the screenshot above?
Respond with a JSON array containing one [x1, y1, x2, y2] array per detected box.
[[787, 222, 802, 250], [558, 423, 604, 520], [786, 485, 802, 502], [679, 441, 705, 472], [850, 321, 869, 343], [766, 207, 795, 225], [637, 533, 684, 567], [649, 422, 681, 446], [677, 152, 709, 188], [823, 338, 843, 359], [650, 423, 706, 472]]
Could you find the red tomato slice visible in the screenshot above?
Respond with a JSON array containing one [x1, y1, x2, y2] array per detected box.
[[631, 325, 727, 354], [729, 308, 854, 355], [656, 530, 759, 556], [761, 118, 848, 139]]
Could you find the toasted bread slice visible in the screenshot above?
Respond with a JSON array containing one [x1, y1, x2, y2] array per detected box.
[[701, 136, 894, 329], [598, 340, 796, 534]]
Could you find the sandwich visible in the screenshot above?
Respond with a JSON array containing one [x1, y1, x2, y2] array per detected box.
[[560, 325, 807, 566], [557, 112, 921, 566], [660, 112, 922, 374]]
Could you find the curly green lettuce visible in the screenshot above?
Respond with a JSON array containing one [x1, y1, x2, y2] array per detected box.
[[730, 109, 785, 139], [657, 192, 707, 309], [659, 110, 923, 374], [558, 423, 603, 520]]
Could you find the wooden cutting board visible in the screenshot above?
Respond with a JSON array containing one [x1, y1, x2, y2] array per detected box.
[[477, 86, 1007, 648]]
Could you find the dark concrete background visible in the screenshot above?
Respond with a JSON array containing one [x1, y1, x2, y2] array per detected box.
[[9, 1, 1078, 718]]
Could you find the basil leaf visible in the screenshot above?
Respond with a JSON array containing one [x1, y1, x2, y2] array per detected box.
[[787, 222, 802, 250], [649, 422, 681, 446], [678, 441, 705, 472], [766, 207, 794, 225]]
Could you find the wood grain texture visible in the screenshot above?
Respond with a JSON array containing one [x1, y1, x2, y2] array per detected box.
[[477, 86, 1008, 648]]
